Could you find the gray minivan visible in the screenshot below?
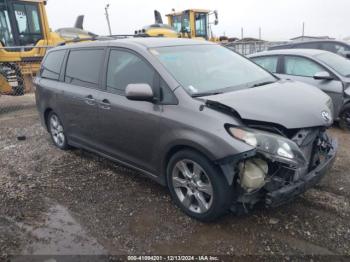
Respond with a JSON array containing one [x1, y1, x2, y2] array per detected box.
[[35, 38, 337, 221]]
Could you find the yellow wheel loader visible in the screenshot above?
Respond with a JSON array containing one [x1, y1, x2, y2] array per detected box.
[[0, 0, 92, 95], [135, 9, 219, 41]]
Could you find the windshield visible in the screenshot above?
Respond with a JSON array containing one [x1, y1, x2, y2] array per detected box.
[[150, 44, 276, 96], [315, 52, 350, 77]]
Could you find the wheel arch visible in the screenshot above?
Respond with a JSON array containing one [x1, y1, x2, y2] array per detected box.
[[44, 107, 53, 131], [161, 142, 218, 186]]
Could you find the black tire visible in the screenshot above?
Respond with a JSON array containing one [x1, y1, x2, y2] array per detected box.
[[339, 104, 350, 131], [47, 111, 69, 150], [166, 149, 232, 222]]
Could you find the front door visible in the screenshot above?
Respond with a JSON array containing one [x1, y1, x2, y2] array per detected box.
[[96, 48, 161, 173]]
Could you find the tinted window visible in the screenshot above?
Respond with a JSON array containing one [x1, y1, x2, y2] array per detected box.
[[295, 42, 320, 49], [107, 50, 155, 93], [41, 50, 66, 80], [284, 56, 324, 77], [65, 49, 104, 88], [252, 56, 278, 73], [321, 42, 350, 55]]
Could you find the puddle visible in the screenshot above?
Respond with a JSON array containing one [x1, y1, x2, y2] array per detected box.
[[18, 204, 107, 255]]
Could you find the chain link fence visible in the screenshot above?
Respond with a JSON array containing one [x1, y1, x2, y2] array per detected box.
[[0, 46, 53, 116], [223, 41, 288, 56]]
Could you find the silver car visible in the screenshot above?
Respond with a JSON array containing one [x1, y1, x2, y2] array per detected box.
[[249, 49, 350, 129], [35, 39, 337, 221]]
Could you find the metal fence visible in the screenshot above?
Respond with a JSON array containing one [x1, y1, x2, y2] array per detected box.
[[0, 46, 53, 116], [223, 41, 288, 56]]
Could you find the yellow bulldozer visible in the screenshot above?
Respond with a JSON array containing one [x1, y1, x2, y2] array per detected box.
[[135, 9, 219, 41], [0, 0, 92, 95]]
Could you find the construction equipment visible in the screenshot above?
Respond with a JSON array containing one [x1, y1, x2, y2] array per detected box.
[[0, 0, 91, 95], [135, 9, 218, 41]]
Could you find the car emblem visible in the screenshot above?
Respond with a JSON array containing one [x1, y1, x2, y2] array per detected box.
[[321, 111, 331, 123]]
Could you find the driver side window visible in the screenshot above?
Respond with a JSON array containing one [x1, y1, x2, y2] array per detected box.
[[284, 56, 324, 77]]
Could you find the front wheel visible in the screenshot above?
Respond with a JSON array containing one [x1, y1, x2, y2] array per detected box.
[[166, 150, 232, 222], [339, 104, 350, 131]]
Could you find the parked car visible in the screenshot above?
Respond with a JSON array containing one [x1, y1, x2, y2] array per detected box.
[[35, 38, 337, 221], [249, 49, 350, 129], [268, 40, 350, 59]]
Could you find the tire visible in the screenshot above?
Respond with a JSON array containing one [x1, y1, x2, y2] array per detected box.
[[166, 149, 232, 222], [47, 111, 69, 150], [339, 104, 350, 131]]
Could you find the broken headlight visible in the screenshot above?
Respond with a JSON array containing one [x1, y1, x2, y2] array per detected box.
[[228, 127, 307, 167]]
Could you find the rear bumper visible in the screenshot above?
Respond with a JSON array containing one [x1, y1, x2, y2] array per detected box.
[[265, 138, 337, 208]]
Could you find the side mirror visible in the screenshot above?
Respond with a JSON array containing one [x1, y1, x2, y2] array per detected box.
[[125, 83, 154, 102], [345, 52, 350, 59], [214, 10, 219, 25], [313, 71, 334, 81]]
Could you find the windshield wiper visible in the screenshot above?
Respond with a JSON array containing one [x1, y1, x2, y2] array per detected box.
[[251, 81, 276, 88], [191, 91, 223, 98]]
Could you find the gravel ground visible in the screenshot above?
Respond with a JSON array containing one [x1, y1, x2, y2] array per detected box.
[[0, 96, 349, 260]]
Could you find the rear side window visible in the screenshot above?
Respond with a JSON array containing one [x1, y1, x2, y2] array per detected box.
[[252, 56, 278, 73], [284, 56, 324, 77], [65, 49, 104, 88], [106, 49, 155, 94], [41, 50, 66, 80]]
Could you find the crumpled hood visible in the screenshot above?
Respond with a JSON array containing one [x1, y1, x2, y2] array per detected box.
[[203, 80, 332, 129]]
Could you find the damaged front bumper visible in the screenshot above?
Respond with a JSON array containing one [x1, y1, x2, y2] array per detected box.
[[265, 138, 337, 208]]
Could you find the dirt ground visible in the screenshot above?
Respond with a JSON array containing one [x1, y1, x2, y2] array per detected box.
[[0, 95, 349, 260]]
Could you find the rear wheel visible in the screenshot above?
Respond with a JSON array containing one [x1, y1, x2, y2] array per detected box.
[[167, 149, 232, 222], [47, 112, 69, 150], [339, 104, 350, 131]]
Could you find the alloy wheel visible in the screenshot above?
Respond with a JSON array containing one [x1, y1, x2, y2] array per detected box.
[[171, 159, 214, 214], [49, 114, 66, 147]]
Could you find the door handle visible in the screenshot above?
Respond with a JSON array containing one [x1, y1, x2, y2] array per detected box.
[[84, 95, 95, 105], [99, 99, 111, 110]]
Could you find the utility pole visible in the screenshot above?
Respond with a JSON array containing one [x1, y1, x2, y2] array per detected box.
[[241, 27, 244, 39], [105, 4, 112, 35], [302, 22, 305, 41], [259, 27, 261, 40]]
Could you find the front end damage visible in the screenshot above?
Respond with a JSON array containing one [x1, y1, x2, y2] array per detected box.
[[219, 127, 337, 212]]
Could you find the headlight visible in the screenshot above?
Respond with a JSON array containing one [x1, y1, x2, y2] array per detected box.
[[228, 127, 307, 167]]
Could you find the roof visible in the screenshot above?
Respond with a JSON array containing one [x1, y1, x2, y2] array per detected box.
[[249, 48, 327, 58], [166, 9, 211, 16], [53, 37, 213, 51], [290, 35, 334, 41]]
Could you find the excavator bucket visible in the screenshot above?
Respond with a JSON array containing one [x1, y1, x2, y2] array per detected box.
[[74, 15, 85, 29], [154, 10, 163, 24]]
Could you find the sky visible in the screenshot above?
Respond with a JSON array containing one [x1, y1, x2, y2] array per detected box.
[[46, 0, 350, 41]]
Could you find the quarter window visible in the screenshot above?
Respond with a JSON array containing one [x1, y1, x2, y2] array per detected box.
[[284, 56, 324, 77], [41, 50, 66, 81], [107, 50, 155, 93], [252, 56, 278, 73], [65, 49, 104, 88]]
